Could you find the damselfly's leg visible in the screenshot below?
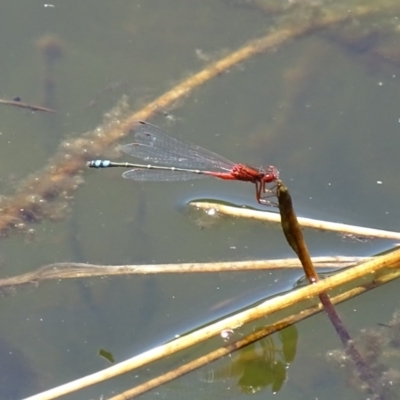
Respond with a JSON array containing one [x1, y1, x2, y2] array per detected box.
[[258, 181, 278, 206]]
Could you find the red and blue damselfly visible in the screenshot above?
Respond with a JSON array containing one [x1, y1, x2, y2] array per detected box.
[[87, 121, 279, 204]]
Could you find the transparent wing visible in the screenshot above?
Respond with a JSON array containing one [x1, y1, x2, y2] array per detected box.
[[122, 169, 208, 182], [121, 121, 235, 172]]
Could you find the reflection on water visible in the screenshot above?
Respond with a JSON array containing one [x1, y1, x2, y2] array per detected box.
[[203, 326, 298, 395]]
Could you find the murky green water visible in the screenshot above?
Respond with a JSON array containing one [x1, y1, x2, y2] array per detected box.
[[1, 1, 399, 399]]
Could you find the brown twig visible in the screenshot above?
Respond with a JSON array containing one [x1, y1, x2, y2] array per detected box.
[[277, 180, 382, 399]]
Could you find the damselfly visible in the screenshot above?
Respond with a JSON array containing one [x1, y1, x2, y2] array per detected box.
[[87, 121, 279, 204]]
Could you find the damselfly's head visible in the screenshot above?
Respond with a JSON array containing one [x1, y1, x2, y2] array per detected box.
[[262, 165, 279, 183]]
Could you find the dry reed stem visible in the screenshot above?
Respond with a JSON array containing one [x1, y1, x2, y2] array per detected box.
[[191, 201, 400, 240], [23, 246, 400, 400], [0, 257, 369, 290], [110, 264, 399, 400]]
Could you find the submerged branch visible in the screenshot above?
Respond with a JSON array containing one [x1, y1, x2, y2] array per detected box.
[[0, 5, 376, 238]]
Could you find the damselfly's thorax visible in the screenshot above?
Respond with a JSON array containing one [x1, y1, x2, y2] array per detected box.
[[230, 164, 279, 183]]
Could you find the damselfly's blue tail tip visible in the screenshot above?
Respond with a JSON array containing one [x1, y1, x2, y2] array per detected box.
[[87, 160, 111, 168]]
